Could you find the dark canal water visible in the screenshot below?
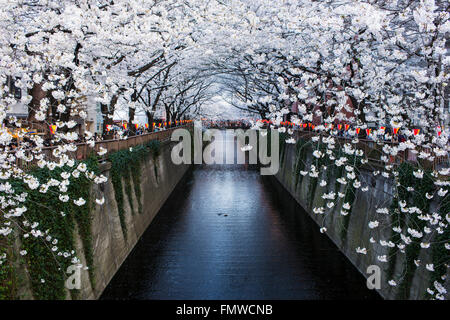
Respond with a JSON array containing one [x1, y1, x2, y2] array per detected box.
[[101, 134, 380, 300]]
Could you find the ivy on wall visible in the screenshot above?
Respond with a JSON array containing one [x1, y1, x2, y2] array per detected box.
[[428, 186, 450, 299], [386, 163, 414, 281], [293, 139, 308, 190], [108, 140, 161, 238], [0, 239, 15, 299], [282, 138, 448, 299], [397, 165, 434, 299], [4, 155, 99, 300], [279, 131, 287, 165], [339, 154, 362, 242], [382, 162, 436, 299]]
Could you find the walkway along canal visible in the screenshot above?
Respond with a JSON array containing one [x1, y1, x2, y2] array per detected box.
[[100, 133, 380, 300]]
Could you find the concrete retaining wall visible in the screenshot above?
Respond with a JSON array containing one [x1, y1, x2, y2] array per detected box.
[[275, 142, 448, 300], [73, 140, 190, 299]]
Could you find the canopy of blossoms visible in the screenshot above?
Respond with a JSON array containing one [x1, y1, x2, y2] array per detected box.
[[0, 0, 449, 299]]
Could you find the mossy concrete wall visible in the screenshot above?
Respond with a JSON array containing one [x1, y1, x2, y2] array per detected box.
[[275, 143, 448, 300], [74, 140, 189, 299]]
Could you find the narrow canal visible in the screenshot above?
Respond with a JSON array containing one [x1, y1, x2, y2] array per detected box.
[[101, 133, 380, 300]]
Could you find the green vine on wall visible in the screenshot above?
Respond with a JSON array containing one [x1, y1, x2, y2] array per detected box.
[[307, 143, 329, 210], [294, 138, 308, 190], [386, 163, 414, 281], [338, 154, 362, 242], [108, 140, 161, 238], [427, 186, 450, 299], [0, 238, 15, 299], [0, 138, 163, 300], [383, 162, 435, 299], [4, 155, 99, 300], [279, 131, 288, 165]]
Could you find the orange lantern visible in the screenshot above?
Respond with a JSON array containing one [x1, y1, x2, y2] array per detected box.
[[49, 125, 57, 134], [338, 124, 343, 130], [393, 127, 400, 134], [134, 124, 139, 130], [366, 129, 371, 136], [122, 123, 128, 130], [145, 123, 149, 129], [345, 124, 350, 131], [355, 128, 361, 134], [413, 129, 420, 135]]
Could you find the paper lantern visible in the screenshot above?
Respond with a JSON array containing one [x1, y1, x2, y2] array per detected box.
[[355, 128, 361, 134], [49, 125, 57, 134], [393, 127, 400, 134], [122, 123, 127, 130], [438, 131, 442, 137], [380, 126, 386, 131], [366, 129, 371, 136], [106, 124, 112, 132], [345, 124, 350, 131], [145, 123, 149, 129], [338, 124, 343, 130], [134, 124, 139, 130], [413, 129, 420, 136]]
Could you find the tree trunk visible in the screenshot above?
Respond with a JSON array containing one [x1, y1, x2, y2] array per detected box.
[[101, 103, 114, 139], [27, 83, 46, 132], [128, 106, 136, 136], [146, 111, 154, 132]]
